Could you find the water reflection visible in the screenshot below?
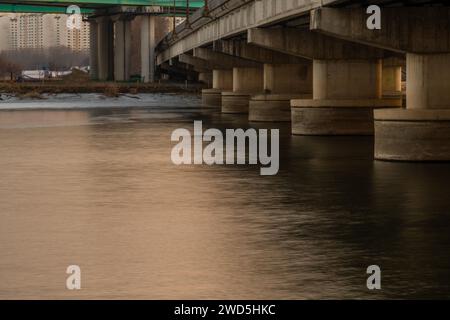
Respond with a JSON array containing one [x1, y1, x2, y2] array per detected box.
[[1, 99, 450, 299]]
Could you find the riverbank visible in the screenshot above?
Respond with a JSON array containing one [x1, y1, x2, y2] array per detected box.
[[0, 80, 203, 96], [0, 92, 202, 110], [0, 68, 205, 100]]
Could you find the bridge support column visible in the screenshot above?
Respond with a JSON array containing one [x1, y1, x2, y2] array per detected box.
[[382, 65, 402, 98], [113, 17, 132, 81], [199, 72, 213, 87], [141, 15, 156, 83], [222, 67, 263, 114], [202, 69, 233, 106], [375, 53, 450, 160], [249, 63, 312, 122], [309, 7, 450, 159], [89, 20, 98, 80], [292, 59, 401, 135], [97, 17, 113, 81]]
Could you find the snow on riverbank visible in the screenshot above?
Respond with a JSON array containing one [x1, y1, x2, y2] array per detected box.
[[0, 93, 201, 110]]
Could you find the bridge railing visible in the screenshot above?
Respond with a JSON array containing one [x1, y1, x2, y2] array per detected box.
[[158, 0, 252, 49]]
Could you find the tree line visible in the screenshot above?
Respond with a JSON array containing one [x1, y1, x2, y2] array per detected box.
[[0, 46, 89, 77]]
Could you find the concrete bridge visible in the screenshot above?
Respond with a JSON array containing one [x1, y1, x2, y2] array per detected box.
[[155, 0, 450, 162]]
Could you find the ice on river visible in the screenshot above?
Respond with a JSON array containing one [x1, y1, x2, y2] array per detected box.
[[0, 93, 201, 110]]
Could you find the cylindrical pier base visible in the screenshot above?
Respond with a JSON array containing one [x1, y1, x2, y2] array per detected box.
[[201, 69, 233, 107], [222, 92, 253, 114], [374, 53, 450, 161], [291, 99, 402, 135], [202, 89, 222, 106], [249, 94, 311, 122], [374, 109, 450, 161]]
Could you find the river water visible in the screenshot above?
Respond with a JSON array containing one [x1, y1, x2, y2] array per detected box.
[[1, 94, 450, 299]]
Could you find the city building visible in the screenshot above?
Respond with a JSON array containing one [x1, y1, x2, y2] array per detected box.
[[0, 13, 90, 52]]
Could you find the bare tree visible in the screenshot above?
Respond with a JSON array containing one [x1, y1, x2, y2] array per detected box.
[[0, 46, 89, 72], [0, 55, 22, 80]]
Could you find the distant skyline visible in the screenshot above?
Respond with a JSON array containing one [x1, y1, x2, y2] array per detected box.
[[0, 13, 90, 52]]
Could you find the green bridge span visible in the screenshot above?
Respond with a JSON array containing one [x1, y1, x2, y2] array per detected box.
[[0, 0, 204, 14]]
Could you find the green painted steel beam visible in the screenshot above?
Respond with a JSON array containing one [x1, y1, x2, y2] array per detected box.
[[0, 4, 94, 13]]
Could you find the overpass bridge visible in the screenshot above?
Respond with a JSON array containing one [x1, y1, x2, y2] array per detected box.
[[155, 0, 450, 162], [1, 1, 204, 83]]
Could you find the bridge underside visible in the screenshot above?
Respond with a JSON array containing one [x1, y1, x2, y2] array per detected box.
[[154, 0, 450, 162]]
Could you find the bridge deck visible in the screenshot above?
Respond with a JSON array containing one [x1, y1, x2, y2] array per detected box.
[[156, 0, 339, 64], [155, 0, 448, 64], [0, 0, 204, 13]]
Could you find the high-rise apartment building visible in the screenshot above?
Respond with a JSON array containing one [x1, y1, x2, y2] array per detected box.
[[0, 13, 90, 52], [66, 19, 90, 52], [0, 15, 11, 50], [18, 14, 44, 49]]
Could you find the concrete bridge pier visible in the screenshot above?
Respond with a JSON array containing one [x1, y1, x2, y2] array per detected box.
[[89, 20, 98, 80], [292, 58, 402, 135], [208, 40, 313, 121], [310, 7, 450, 160], [382, 58, 404, 100], [247, 27, 401, 131], [113, 16, 132, 82], [202, 69, 233, 106], [375, 53, 450, 160], [97, 16, 114, 81], [141, 15, 156, 83], [249, 63, 312, 122], [199, 72, 213, 87], [382, 66, 402, 98], [192, 48, 260, 107], [178, 54, 213, 87], [222, 67, 263, 114]]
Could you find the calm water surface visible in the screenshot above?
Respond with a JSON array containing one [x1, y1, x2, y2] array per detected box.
[[1, 94, 450, 299]]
